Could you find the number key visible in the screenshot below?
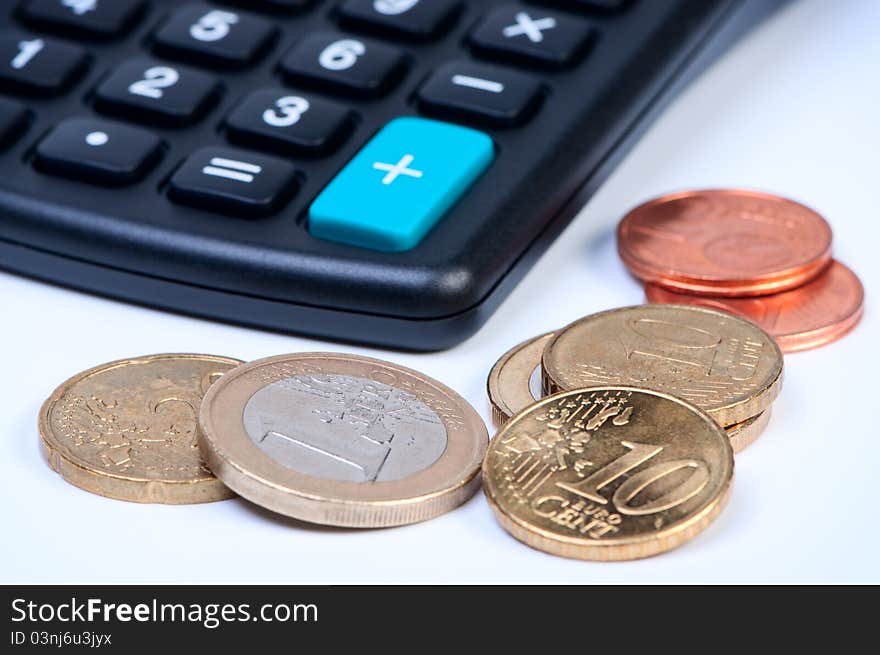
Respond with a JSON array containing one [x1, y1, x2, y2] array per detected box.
[[225, 88, 354, 156], [0, 30, 90, 96], [94, 58, 221, 127], [280, 33, 407, 97], [153, 4, 278, 69], [18, 0, 147, 40], [337, 0, 462, 41], [221, 0, 313, 13]]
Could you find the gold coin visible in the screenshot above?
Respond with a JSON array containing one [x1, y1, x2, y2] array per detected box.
[[542, 305, 783, 426], [490, 330, 773, 452], [39, 354, 241, 504], [483, 387, 734, 561], [726, 409, 772, 454], [488, 332, 556, 427], [198, 353, 488, 528]]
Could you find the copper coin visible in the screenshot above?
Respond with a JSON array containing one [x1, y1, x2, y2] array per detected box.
[[645, 260, 864, 353], [618, 189, 833, 297]]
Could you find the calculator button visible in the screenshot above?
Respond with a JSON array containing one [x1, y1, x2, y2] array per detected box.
[[337, 0, 462, 41], [153, 4, 278, 69], [309, 117, 494, 252], [0, 31, 89, 96], [280, 33, 407, 97], [470, 6, 594, 68], [530, 0, 632, 13], [417, 61, 543, 127], [18, 0, 146, 40], [34, 118, 163, 186], [94, 58, 221, 127], [0, 98, 30, 150], [219, 0, 313, 13], [225, 88, 354, 156], [169, 147, 299, 217]]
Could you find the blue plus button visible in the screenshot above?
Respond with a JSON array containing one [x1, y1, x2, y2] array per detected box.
[[309, 117, 495, 252]]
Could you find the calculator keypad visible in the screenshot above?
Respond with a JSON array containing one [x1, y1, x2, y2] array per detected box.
[[94, 58, 221, 126], [153, 4, 278, 69], [1, 0, 610, 252]]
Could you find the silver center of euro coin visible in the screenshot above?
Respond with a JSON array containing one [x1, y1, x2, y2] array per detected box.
[[242, 374, 448, 483]]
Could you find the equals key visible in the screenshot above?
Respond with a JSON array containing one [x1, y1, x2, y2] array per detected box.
[[168, 147, 300, 217]]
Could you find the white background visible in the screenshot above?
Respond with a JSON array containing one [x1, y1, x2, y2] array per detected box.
[[2, 0, 878, 584]]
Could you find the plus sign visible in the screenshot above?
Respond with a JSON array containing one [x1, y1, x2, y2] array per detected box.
[[372, 154, 424, 185]]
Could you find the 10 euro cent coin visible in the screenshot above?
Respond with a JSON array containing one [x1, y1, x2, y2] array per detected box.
[[542, 305, 784, 427], [198, 353, 488, 528], [483, 387, 734, 561]]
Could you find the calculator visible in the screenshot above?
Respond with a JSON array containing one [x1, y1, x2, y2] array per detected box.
[[0, 0, 776, 350]]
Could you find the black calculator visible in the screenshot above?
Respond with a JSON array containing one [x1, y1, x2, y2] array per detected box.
[[0, 0, 776, 350]]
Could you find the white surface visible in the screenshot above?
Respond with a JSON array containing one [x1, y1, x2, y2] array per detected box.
[[2, 0, 878, 584]]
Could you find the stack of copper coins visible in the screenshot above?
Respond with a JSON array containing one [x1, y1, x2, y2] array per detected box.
[[616, 189, 865, 352]]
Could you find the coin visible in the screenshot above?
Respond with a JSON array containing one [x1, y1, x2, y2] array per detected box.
[[542, 305, 783, 426], [199, 352, 488, 528], [645, 260, 864, 353], [726, 409, 771, 453], [490, 330, 773, 451], [483, 387, 734, 560], [488, 332, 556, 427], [618, 189, 833, 297], [39, 354, 241, 504]]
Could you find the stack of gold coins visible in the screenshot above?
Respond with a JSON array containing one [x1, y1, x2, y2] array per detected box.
[[616, 189, 865, 353], [488, 305, 783, 451], [484, 304, 784, 560]]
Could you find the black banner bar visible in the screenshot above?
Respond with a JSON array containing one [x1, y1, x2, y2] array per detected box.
[[1, 585, 874, 650]]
